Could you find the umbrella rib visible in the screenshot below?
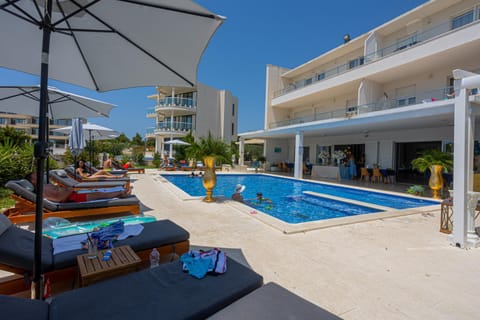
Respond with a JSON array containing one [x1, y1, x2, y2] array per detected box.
[[54, 0, 101, 91], [51, 93, 110, 117], [1, 2, 41, 26], [60, 0, 196, 87], [51, 0, 101, 27], [86, 10, 195, 86], [0, 87, 40, 102], [117, 0, 219, 20]]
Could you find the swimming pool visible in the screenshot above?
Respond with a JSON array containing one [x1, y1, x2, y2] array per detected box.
[[162, 174, 438, 224]]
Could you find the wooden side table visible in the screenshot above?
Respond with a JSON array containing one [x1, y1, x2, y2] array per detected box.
[[77, 245, 141, 287]]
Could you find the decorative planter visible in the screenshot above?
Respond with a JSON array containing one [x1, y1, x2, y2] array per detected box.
[[429, 165, 443, 199], [202, 156, 217, 202]]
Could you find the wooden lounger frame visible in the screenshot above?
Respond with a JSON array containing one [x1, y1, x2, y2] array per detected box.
[[0, 240, 189, 295], [3, 194, 140, 224]]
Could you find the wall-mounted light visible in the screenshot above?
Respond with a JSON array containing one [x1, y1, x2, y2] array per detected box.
[[343, 34, 351, 44]]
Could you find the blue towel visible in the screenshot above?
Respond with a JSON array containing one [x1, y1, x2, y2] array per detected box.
[[91, 221, 125, 249], [180, 253, 211, 279]]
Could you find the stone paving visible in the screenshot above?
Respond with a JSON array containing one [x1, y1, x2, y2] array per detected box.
[[2, 170, 479, 319]]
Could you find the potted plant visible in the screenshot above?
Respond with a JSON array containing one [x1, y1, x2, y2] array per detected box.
[[406, 185, 425, 196], [411, 149, 453, 199]]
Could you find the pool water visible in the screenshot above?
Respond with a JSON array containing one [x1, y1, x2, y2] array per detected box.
[[43, 215, 157, 239], [163, 174, 438, 224]]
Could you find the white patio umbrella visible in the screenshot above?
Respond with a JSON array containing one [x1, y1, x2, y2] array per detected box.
[[69, 118, 86, 178], [164, 139, 190, 158], [0, 86, 114, 119], [54, 123, 119, 168], [0, 0, 224, 299]]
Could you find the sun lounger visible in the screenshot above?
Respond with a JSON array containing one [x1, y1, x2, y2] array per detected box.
[[110, 160, 145, 174], [1, 256, 262, 320], [64, 166, 131, 184], [3, 179, 140, 224], [0, 214, 190, 294], [49, 169, 129, 190], [209, 282, 342, 319]]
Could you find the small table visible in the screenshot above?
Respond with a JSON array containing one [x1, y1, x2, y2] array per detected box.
[[77, 245, 141, 287]]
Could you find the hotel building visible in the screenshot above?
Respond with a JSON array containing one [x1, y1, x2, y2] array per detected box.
[[146, 83, 238, 156], [240, 0, 480, 184]]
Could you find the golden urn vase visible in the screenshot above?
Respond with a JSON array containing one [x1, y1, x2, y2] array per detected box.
[[202, 156, 217, 202], [429, 165, 443, 199]]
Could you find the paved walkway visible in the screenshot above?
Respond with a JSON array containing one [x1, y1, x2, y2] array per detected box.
[[138, 170, 479, 320], [2, 170, 478, 319]]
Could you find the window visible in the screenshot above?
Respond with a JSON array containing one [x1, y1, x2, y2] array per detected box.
[[452, 10, 474, 29], [317, 73, 325, 81], [231, 123, 234, 135], [232, 103, 235, 116], [0, 118, 5, 124], [396, 85, 416, 107], [348, 57, 364, 69], [305, 77, 313, 86]]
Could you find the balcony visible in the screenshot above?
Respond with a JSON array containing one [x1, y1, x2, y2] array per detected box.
[[145, 127, 155, 138], [268, 86, 462, 129], [154, 97, 197, 115], [146, 107, 156, 118], [273, 10, 480, 98], [153, 121, 194, 135]]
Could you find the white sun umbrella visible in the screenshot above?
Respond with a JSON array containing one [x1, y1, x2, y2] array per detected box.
[[164, 139, 190, 158], [0, 0, 224, 299], [0, 86, 114, 119], [54, 123, 119, 168], [69, 118, 86, 179]]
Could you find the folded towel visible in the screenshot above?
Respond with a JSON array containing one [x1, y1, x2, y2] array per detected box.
[[53, 224, 144, 255]]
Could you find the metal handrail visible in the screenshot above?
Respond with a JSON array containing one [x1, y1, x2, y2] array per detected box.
[[268, 86, 458, 129]]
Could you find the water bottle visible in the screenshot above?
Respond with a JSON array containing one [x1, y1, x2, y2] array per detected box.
[[149, 248, 160, 268]]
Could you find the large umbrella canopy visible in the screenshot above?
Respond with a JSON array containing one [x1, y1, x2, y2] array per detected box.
[[54, 122, 119, 167], [54, 122, 119, 140], [164, 139, 191, 146], [0, 0, 224, 299], [0, 86, 114, 119], [0, 1, 224, 90], [165, 138, 190, 158]]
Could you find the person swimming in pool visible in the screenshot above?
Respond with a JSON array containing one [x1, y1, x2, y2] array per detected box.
[[255, 192, 272, 203]]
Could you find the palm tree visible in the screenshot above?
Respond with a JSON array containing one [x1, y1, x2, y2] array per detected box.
[[411, 149, 453, 173], [185, 132, 232, 165]]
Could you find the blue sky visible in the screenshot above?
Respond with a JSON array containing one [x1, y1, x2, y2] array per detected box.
[[0, 0, 426, 138]]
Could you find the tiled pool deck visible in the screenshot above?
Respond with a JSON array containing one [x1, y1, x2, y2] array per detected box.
[[2, 169, 479, 319]]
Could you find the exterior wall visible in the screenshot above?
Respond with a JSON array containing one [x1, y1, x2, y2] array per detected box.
[[265, 64, 291, 128]]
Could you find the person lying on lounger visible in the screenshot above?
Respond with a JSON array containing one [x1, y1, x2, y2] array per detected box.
[[76, 160, 126, 179], [28, 173, 131, 202]]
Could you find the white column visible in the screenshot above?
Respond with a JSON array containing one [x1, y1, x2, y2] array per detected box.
[[451, 69, 480, 248], [169, 88, 175, 158], [239, 138, 245, 166], [294, 131, 304, 179], [451, 88, 469, 248], [154, 135, 159, 153], [467, 191, 480, 246]]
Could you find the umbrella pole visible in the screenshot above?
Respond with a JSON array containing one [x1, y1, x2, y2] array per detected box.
[[45, 120, 49, 184], [89, 130, 93, 173], [33, 0, 53, 300]]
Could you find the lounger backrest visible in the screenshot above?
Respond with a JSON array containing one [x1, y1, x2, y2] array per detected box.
[[49, 170, 79, 187], [5, 180, 59, 211]]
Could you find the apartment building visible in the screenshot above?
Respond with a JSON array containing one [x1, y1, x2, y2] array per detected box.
[[146, 83, 238, 156], [240, 0, 480, 183], [0, 112, 71, 150]]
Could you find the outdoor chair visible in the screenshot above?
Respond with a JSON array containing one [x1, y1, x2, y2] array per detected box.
[[360, 167, 370, 182], [0, 214, 190, 295], [372, 168, 384, 183], [3, 179, 140, 224], [49, 169, 129, 190], [1, 256, 262, 320]]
